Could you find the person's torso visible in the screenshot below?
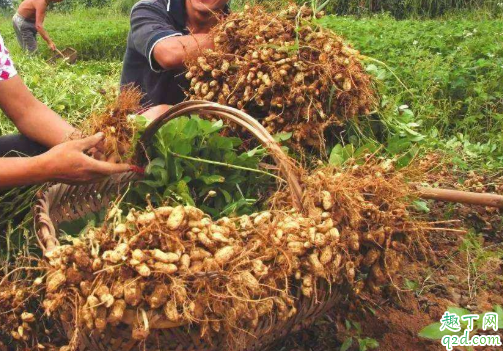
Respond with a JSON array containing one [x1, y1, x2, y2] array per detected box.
[[17, 0, 42, 21], [121, 36, 189, 106], [121, 0, 192, 106]]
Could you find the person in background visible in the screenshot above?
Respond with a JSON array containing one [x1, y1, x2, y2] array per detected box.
[[12, 0, 62, 53], [120, 0, 230, 107], [0, 33, 131, 188]]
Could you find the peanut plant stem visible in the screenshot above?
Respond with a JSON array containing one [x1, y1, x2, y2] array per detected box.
[[167, 150, 285, 182]]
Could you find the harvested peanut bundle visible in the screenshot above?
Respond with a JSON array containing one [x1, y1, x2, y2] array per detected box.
[[81, 87, 143, 162], [186, 5, 375, 148], [40, 161, 426, 350]]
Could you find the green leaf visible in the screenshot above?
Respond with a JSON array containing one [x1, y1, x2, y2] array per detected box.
[[247, 147, 260, 157], [209, 134, 234, 150], [340, 338, 353, 351], [148, 158, 165, 168], [175, 180, 195, 206], [182, 118, 200, 139], [327, 83, 337, 114], [404, 278, 419, 291], [359, 337, 379, 351], [413, 200, 430, 213], [220, 188, 232, 203], [273, 132, 293, 142], [345, 319, 351, 330], [493, 305, 503, 328], [418, 322, 458, 340], [447, 306, 470, 317], [198, 118, 223, 135], [172, 140, 192, 155], [351, 321, 362, 333], [329, 144, 344, 166], [199, 175, 225, 185], [362, 338, 379, 349], [316, 0, 331, 12], [354, 143, 379, 158], [386, 136, 411, 155], [139, 179, 164, 188]]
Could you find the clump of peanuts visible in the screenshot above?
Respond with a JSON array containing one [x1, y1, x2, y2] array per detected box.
[[40, 162, 425, 349]]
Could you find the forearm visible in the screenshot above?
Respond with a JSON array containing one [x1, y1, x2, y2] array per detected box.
[[153, 34, 213, 70], [0, 156, 48, 188], [14, 99, 77, 147], [0, 76, 77, 147], [36, 26, 52, 45]]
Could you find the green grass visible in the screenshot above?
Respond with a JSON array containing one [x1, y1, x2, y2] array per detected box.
[[0, 11, 124, 253], [230, 0, 503, 18], [1, 9, 129, 60], [0, 9, 125, 133], [320, 15, 503, 169], [1, 9, 502, 167], [323, 0, 503, 19]]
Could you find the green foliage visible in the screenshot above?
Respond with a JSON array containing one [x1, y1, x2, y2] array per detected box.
[[459, 232, 503, 287], [320, 15, 503, 170], [341, 320, 379, 351], [42, 9, 129, 60], [0, 9, 129, 61], [0, 0, 12, 10], [112, 0, 139, 14], [321, 0, 502, 19], [49, 0, 113, 12], [231, 0, 502, 18], [0, 56, 120, 134], [0, 10, 125, 132], [127, 116, 274, 218]]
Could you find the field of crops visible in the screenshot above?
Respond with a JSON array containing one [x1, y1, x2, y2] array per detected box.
[[1, 9, 502, 168], [0, 3, 503, 351]]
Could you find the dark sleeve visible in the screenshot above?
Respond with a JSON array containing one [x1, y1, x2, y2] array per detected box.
[[129, 2, 183, 72]]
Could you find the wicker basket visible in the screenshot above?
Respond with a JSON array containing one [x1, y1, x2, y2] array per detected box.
[[47, 47, 78, 65], [34, 101, 341, 351]]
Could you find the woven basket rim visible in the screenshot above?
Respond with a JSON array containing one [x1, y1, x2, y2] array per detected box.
[[34, 101, 303, 254]]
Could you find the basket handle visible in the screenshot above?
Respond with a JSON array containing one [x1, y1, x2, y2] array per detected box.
[[133, 100, 304, 211]]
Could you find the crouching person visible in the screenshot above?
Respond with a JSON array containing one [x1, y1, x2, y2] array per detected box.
[[0, 33, 131, 188]]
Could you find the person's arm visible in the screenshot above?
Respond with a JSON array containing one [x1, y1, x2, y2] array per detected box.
[[141, 104, 171, 120], [34, 0, 55, 51], [152, 34, 213, 70], [129, 3, 212, 72], [0, 133, 131, 189], [0, 75, 76, 147]]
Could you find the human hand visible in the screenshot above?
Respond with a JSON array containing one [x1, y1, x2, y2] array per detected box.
[[141, 104, 172, 121], [49, 42, 56, 51], [64, 129, 107, 161], [39, 133, 132, 184]]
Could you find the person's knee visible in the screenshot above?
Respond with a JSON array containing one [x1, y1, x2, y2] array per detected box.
[[0, 134, 47, 157]]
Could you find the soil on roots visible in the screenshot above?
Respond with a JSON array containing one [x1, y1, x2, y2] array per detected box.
[[81, 87, 143, 162]]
